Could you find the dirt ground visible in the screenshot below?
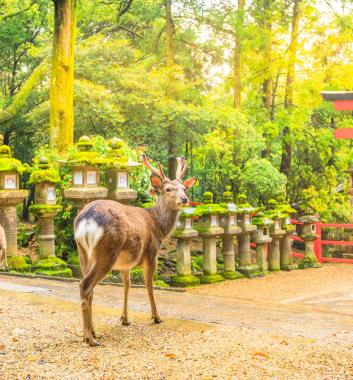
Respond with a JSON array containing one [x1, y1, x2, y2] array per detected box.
[[0, 264, 352, 379]]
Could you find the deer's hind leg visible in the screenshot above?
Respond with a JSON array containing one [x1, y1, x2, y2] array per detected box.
[[79, 253, 115, 346], [120, 269, 131, 326], [143, 258, 162, 324]]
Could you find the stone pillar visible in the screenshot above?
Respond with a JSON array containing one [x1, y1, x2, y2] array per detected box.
[[37, 212, 57, 258], [256, 242, 268, 272], [170, 215, 200, 287], [203, 237, 217, 275], [0, 205, 18, 257], [237, 231, 261, 277], [268, 237, 281, 271], [299, 217, 321, 269], [280, 233, 297, 270], [251, 221, 272, 273]]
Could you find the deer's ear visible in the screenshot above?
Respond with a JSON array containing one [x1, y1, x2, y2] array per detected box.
[[183, 177, 197, 189], [150, 175, 162, 190]]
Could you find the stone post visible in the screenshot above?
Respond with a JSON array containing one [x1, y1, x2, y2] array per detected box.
[[236, 194, 260, 277], [252, 215, 273, 273], [299, 215, 321, 269], [105, 137, 140, 204], [29, 157, 62, 258], [195, 192, 224, 284], [268, 217, 286, 271], [280, 216, 297, 270], [62, 136, 107, 211], [219, 190, 243, 279], [0, 138, 28, 270], [170, 209, 200, 287]]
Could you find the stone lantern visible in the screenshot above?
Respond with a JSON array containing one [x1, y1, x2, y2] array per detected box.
[[298, 213, 321, 269], [62, 136, 107, 211], [0, 136, 28, 269], [265, 200, 286, 271], [236, 194, 260, 277], [105, 137, 140, 204], [170, 208, 200, 287], [219, 189, 243, 279], [28, 157, 62, 258], [277, 200, 297, 271], [194, 192, 224, 283], [252, 213, 273, 273]]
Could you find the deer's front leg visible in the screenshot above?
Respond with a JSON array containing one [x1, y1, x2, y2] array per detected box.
[[120, 269, 131, 326], [143, 258, 162, 324]]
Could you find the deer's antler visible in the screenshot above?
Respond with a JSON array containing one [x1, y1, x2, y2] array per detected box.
[[141, 154, 166, 180], [176, 157, 188, 180]]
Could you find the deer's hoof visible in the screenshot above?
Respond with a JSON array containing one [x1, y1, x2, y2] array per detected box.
[[153, 316, 163, 324], [84, 336, 101, 347], [120, 316, 131, 326]]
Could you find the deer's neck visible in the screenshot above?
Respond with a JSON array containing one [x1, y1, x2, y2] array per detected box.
[[149, 198, 179, 239]]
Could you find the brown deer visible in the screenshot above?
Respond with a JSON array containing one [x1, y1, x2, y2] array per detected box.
[[0, 224, 7, 269], [74, 155, 196, 346]]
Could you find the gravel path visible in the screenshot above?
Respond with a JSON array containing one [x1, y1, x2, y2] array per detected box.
[[0, 262, 353, 380], [189, 264, 353, 302]]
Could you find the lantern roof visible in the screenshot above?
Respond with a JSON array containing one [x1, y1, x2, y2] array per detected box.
[[28, 156, 61, 184], [0, 136, 28, 174], [252, 212, 274, 226]]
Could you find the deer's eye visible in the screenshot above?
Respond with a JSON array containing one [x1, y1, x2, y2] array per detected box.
[[165, 187, 172, 192]]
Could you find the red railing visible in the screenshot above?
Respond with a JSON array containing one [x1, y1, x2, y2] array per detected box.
[[290, 220, 353, 264]]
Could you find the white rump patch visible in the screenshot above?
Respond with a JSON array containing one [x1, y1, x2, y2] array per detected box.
[[75, 218, 104, 259]]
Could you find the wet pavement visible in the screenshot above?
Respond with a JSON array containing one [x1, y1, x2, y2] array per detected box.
[[0, 273, 352, 345]]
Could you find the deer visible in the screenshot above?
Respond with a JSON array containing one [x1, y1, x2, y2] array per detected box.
[[0, 223, 7, 269], [74, 154, 197, 346]]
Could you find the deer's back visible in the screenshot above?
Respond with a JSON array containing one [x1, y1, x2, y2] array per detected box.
[[75, 200, 157, 269]]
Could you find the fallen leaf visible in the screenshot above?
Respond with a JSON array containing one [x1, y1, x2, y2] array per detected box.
[[164, 353, 177, 359], [252, 352, 269, 360], [0, 343, 5, 350], [280, 340, 289, 345], [27, 355, 36, 362], [12, 337, 18, 342]]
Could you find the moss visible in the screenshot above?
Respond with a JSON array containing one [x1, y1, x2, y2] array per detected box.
[[130, 267, 145, 284], [32, 256, 67, 270], [35, 268, 73, 278], [0, 156, 27, 174], [237, 264, 262, 278], [200, 273, 224, 284], [7, 256, 30, 272], [153, 279, 170, 288], [223, 271, 244, 280], [194, 204, 224, 216], [170, 275, 200, 287], [203, 192, 213, 204], [29, 169, 61, 184], [298, 256, 321, 269], [24, 255, 32, 264], [29, 204, 62, 215], [67, 254, 80, 265]]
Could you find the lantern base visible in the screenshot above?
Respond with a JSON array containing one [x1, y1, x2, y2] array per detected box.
[[237, 264, 263, 278], [170, 274, 200, 287], [6, 256, 30, 272], [298, 256, 321, 269], [200, 273, 224, 284], [281, 263, 298, 271], [223, 270, 244, 280]]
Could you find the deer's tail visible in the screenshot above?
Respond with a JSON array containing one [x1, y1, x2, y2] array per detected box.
[[74, 218, 104, 261]]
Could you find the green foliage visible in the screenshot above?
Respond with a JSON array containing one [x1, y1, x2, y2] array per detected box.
[[240, 159, 287, 205]]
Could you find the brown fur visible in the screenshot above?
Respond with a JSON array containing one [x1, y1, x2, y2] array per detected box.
[[75, 170, 196, 346]]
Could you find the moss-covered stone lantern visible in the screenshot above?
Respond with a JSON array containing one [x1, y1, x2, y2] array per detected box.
[[62, 136, 107, 211], [0, 135, 28, 269], [105, 137, 139, 204], [277, 198, 297, 271], [28, 157, 62, 258], [170, 207, 200, 287], [252, 213, 273, 273], [298, 213, 321, 269], [236, 194, 260, 277], [219, 189, 243, 280], [194, 192, 224, 284], [264, 199, 286, 271]]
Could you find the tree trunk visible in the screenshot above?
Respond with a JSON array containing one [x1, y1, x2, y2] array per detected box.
[[233, 0, 245, 109], [165, 0, 177, 179], [280, 0, 301, 177], [49, 0, 76, 154], [262, 1, 272, 109]]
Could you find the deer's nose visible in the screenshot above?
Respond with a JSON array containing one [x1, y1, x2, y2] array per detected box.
[[181, 196, 188, 204]]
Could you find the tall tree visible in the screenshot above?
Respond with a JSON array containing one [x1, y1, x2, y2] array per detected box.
[[165, 0, 177, 179], [49, 0, 76, 153], [233, 0, 245, 109], [280, 0, 301, 177]]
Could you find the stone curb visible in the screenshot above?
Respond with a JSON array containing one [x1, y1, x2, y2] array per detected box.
[[0, 271, 186, 293]]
